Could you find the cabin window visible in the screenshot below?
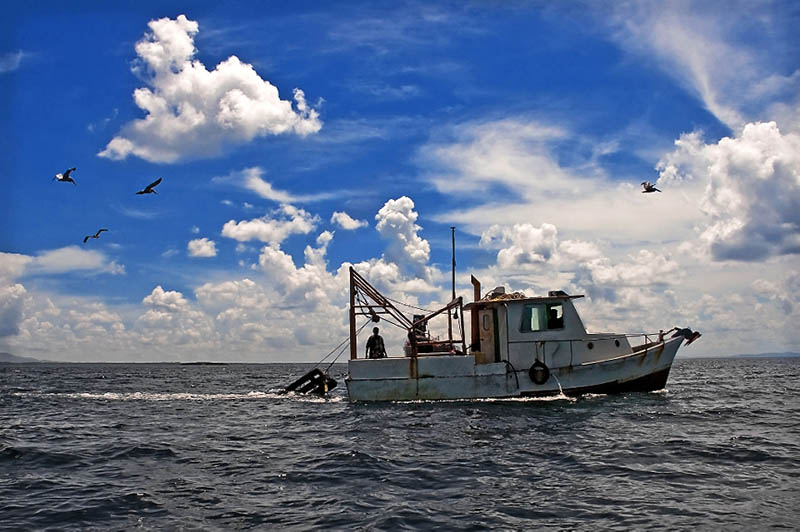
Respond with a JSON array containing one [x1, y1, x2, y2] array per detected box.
[[520, 303, 564, 332], [547, 304, 564, 329]]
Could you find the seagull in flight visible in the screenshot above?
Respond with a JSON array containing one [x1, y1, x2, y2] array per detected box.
[[53, 167, 77, 185], [83, 228, 108, 243], [641, 181, 661, 193], [136, 177, 162, 195]]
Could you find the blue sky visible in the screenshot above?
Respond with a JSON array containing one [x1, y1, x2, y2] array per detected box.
[[2, 1, 798, 361]]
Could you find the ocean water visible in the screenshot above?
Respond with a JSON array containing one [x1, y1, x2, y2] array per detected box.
[[1, 358, 798, 530]]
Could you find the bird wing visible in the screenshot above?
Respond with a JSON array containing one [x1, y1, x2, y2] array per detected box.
[[83, 236, 90, 243], [94, 229, 108, 237], [145, 177, 162, 191], [64, 168, 76, 178]]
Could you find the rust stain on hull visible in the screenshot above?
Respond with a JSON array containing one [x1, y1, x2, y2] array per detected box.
[[409, 356, 418, 379]]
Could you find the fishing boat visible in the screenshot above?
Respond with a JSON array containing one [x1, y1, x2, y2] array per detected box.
[[342, 268, 700, 402]]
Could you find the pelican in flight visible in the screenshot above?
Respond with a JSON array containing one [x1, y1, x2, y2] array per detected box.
[[83, 228, 108, 243], [136, 177, 162, 195], [53, 167, 77, 185], [641, 181, 661, 193]]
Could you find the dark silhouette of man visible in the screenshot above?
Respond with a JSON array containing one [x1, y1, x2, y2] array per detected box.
[[366, 327, 387, 359]]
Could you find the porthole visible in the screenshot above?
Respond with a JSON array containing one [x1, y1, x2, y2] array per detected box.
[[615, 339, 620, 347], [587, 342, 594, 350]]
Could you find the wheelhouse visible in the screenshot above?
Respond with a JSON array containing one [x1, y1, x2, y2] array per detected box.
[[465, 290, 632, 370]]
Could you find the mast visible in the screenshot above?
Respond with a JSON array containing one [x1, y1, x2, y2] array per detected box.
[[448, 227, 456, 344], [451, 227, 456, 301]]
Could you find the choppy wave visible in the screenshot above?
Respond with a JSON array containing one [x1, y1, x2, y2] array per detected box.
[[2, 359, 799, 530]]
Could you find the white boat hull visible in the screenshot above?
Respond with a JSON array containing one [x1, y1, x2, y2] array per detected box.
[[345, 336, 683, 402]]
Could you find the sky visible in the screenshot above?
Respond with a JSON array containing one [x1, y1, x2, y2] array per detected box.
[[1, 1, 798, 362]]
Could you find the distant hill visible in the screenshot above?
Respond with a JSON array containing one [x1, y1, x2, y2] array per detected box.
[[732, 352, 800, 359], [0, 352, 43, 363]]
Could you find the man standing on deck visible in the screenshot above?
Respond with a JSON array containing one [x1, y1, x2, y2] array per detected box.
[[366, 327, 387, 359]]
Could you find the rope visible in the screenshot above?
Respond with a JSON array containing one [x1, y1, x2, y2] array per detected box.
[[315, 319, 372, 370], [314, 337, 350, 368], [504, 360, 520, 390], [324, 342, 350, 373]]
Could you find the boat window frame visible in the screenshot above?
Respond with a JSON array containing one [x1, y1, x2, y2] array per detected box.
[[519, 302, 565, 333]]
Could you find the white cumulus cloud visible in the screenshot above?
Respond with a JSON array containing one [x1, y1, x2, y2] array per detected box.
[[187, 237, 218, 258], [657, 121, 800, 261], [478, 221, 681, 310], [375, 196, 431, 277], [0, 283, 27, 338], [98, 15, 322, 163], [142, 285, 190, 312], [222, 204, 318, 245], [0, 251, 34, 282], [31, 246, 125, 276], [331, 210, 368, 230], [2, 248, 125, 279], [480, 223, 559, 268], [137, 285, 217, 352]]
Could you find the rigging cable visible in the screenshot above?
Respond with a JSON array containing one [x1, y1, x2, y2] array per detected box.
[[371, 314, 408, 331], [315, 319, 372, 369], [324, 319, 373, 372], [383, 295, 434, 314]]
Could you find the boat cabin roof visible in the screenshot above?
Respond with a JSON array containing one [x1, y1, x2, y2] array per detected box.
[[463, 293, 584, 311]]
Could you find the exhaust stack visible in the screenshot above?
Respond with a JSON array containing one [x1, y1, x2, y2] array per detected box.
[[470, 275, 481, 351]]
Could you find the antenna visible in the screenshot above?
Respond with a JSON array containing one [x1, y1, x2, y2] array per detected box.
[[451, 226, 456, 301]]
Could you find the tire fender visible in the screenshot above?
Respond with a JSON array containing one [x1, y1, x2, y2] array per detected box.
[[529, 360, 550, 385]]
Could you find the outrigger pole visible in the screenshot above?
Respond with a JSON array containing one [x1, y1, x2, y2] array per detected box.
[[349, 267, 414, 359]]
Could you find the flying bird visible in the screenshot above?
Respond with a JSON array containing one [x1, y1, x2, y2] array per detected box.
[[136, 177, 162, 195], [53, 167, 77, 185], [83, 228, 108, 243], [641, 181, 661, 193]]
